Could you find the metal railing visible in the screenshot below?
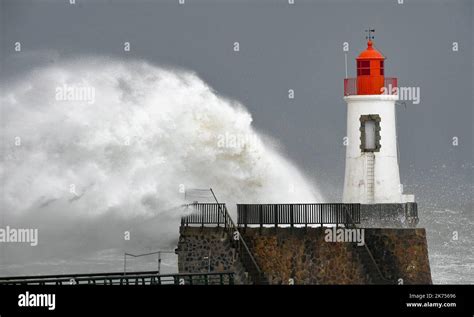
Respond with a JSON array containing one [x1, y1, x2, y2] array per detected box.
[[0, 271, 234, 286], [181, 203, 228, 227], [237, 203, 360, 227], [344, 77, 398, 96], [123, 250, 175, 274]]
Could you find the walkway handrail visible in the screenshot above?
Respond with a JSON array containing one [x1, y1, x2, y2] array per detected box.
[[237, 203, 360, 227], [342, 205, 391, 284], [0, 271, 234, 285], [123, 250, 175, 274], [0, 270, 163, 281], [210, 189, 266, 285], [181, 203, 227, 226]]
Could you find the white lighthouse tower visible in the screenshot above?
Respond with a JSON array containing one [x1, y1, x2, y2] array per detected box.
[[342, 34, 413, 204]]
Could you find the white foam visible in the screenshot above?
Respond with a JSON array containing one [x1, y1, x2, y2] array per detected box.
[[1, 57, 323, 222]]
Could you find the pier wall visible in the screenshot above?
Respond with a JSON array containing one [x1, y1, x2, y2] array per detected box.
[[176, 227, 432, 285]]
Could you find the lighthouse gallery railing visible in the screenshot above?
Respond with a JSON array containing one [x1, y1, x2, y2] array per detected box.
[[344, 77, 398, 96]]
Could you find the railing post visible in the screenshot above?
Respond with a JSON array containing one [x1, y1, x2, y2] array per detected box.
[[349, 204, 352, 224], [274, 204, 278, 228], [290, 204, 294, 228], [201, 205, 204, 228], [357, 204, 361, 224], [343, 205, 347, 225], [305, 204, 308, 228], [320, 205, 323, 227], [245, 206, 248, 229], [259, 205, 263, 229]]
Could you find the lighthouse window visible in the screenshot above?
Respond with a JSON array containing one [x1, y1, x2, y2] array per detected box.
[[364, 121, 376, 150], [357, 60, 370, 76], [359, 115, 381, 152], [380, 61, 384, 75]]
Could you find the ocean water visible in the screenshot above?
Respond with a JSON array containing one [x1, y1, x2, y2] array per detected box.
[[420, 208, 474, 284]]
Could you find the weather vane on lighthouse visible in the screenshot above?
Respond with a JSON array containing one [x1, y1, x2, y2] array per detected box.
[[365, 28, 375, 40]]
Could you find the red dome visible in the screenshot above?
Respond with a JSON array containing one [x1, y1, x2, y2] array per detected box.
[[357, 40, 385, 60]]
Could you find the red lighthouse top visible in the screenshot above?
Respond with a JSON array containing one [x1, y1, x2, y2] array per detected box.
[[356, 40, 386, 95], [357, 40, 385, 60], [343, 34, 398, 97]]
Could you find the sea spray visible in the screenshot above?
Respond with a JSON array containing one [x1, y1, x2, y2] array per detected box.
[[1, 57, 322, 219], [0, 57, 323, 270]]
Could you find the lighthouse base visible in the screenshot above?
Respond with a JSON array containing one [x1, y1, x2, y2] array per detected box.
[[359, 202, 419, 228], [177, 226, 432, 284]]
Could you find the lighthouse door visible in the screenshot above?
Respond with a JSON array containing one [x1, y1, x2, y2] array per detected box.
[[364, 120, 376, 151]]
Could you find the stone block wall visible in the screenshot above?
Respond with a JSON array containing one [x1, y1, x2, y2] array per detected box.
[[363, 229, 432, 284], [242, 227, 431, 284], [241, 228, 366, 284], [176, 226, 432, 285], [175, 226, 250, 284]]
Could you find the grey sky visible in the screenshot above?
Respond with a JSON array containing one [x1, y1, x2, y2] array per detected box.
[[1, 0, 472, 209]]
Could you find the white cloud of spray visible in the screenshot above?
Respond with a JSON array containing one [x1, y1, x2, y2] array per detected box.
[[0, 57, 322, 272]]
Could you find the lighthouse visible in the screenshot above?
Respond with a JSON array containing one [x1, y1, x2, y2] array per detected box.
[[342, 33, 414, 205]]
